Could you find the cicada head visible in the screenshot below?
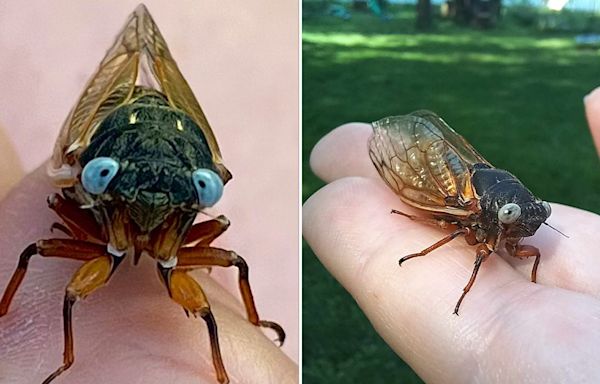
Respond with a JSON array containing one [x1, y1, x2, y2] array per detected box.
[[76, 97, 226, 235], [473, 166, 552, 240], [495, 199, 552, 238]]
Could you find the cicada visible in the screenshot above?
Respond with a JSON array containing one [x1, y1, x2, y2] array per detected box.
[[368, 110, 552, 314], [0, 5, 284, 384]]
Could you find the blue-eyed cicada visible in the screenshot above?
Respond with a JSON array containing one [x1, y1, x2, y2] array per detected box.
[[0, 5, 284, 383]]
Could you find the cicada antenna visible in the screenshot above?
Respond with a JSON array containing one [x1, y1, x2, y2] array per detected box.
[[197, 210, 219, 220], [543, 222, 569, 238]]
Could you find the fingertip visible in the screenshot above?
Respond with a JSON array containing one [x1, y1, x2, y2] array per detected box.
[[584, 85, 600, 104], [303, 177, 381, 286], [309, 123, 376, 183], [583, 86, 600, 156]]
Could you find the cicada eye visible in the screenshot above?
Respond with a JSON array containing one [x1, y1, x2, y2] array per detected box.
[[192, 169, 224, 207], [542, 201, 552, 217], [81, 157, 119, 194], [498, 203, 521, 224]]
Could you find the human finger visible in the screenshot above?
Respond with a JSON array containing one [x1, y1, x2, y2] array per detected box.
[[0, 123, 24, 199], [303, 176, 600, 384], [584, 86, 600, 156], [309, 123, 600, 296], [501, 203, 600, 298], [309, 123, 377, 183]]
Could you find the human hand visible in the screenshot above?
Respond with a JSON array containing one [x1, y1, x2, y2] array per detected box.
[[303, 116, 600, 383], [584, 86, 600, 157], [0, 123, 24, 200], [0, 165, 297, 384]]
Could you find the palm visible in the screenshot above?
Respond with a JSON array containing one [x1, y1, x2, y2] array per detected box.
[[303, 122, 600, 384]]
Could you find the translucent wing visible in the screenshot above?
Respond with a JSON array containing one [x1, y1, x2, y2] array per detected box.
[[49, 4, 229, 186], [368, 110, 491, 217]]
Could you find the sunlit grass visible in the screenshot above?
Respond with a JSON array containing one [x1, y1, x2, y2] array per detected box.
[[304, 31, 575, 50], [304, 31, 584, 66]]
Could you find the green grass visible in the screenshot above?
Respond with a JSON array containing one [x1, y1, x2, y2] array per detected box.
[[303, 7, 600, 384]]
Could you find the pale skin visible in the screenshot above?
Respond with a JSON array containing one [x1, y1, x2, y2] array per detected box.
[[0, 160, 297, 382], [304, 92, 600, 383]]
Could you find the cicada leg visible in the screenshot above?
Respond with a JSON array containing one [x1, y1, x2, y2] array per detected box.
[[183, 215, 230, 247], [42, 255, 117, 384], [453, 243, 492, 315], [50, 222, 74, 237], [0, 239, 109, 316], [505, 240, 541, 283], [391, 209, 457, 230], [47, 193, 105, 243], [181, 216, 231, 275], [159, 268, 229, 384], [398, 227, 470, 266], [177, 246, 286, 346]]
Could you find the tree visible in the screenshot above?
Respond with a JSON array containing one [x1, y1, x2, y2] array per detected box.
[[416, 0, 433, 29]]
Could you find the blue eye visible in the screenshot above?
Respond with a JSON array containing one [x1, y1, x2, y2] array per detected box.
[[192, 169, 223, 207], [81, 157, 119, 194]]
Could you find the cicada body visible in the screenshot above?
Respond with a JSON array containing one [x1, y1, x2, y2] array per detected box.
[[0, 5, 283, 384], [368, 110, 552, 314]]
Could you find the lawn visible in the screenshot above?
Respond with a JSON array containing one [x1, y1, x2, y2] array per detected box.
[[303, 6, 600, 384]]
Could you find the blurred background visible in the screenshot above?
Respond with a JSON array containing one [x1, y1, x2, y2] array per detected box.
[[303, 0, 600, 382]]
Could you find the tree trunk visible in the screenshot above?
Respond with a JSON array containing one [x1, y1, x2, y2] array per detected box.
[[416, 0, 433, 30], [454, 0, 471, 25]]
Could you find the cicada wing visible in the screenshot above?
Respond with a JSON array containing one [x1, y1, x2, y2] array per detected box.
[[49, 7, 143, 186], [368, 110, 490, 216], [49, 5, 230, 187], [409, 110, 490, 166], [133, 6, 230, 183]]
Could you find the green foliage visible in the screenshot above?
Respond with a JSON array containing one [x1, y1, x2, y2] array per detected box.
[[536, 9, 600, 33], [303, 10, 600, 384]]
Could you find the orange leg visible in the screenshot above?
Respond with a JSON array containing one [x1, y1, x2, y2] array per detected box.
[[506, 241, 541, 283], [183, 215, 230, 247], [181, 216, 231, 274], [399, 228, 470, 266], [453, 244, 492, 315], [0, 239, 108, 316], [391, 209, 457, 230], [42, 256, 114, 384], [177, 246, 286, 346], [163, 269, 229, 384], [47, 193, 105, 243], [50, 222, 74, 238]]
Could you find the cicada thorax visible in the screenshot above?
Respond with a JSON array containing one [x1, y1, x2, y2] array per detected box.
[[70, 88, 217, 261]]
